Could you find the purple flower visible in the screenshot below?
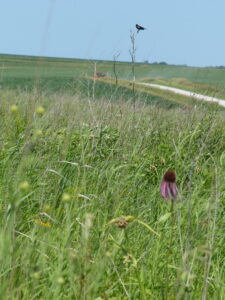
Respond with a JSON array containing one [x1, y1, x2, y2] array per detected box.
[[160, 169, 178, 201]]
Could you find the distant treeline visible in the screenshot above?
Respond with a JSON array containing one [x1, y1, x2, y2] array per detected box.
[[211, 65, 225, 69], [144, 60, 225, 69], [143, 60, 187, 67]]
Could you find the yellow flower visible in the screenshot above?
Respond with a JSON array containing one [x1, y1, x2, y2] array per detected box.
[[35, 129, 43, 136], [19, 181, 30, 191], [105, 251, 112, 258], [43, 204, 51, 212], [32, 272, 40, 279], [62, 193, 71, 202], [10, 105, 18, 112], [36, 106, 45, 115], [39, 221, 51, 227], [57, 277, 65, 284], [34, 219, 51, 227]]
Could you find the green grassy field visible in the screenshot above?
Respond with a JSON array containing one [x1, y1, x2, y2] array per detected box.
[[0, 54, 225, 299], [1, 53, 225, 92]]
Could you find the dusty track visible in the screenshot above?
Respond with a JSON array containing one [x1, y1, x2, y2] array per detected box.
[[138, 82, 225, 107]]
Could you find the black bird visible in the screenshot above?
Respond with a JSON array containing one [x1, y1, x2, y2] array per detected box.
[[136, 24, 146, 33]]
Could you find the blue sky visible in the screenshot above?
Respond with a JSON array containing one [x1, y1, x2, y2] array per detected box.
[[1, 0, 225, 66]]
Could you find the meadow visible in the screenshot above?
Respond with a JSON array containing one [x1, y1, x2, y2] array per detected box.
[[0, 54, 225, 299], [1, 54, 225, 92]]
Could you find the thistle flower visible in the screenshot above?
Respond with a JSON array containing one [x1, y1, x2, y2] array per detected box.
[[160, 169, 178, 201]]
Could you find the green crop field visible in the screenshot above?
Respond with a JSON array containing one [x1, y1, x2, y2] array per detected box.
[[1, 53, 225, 89], [1, 53, 225, 102], [0, 54, 225, 299]]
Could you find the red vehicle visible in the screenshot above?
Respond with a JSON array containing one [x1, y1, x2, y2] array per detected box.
[[95, 72, 106, 78]]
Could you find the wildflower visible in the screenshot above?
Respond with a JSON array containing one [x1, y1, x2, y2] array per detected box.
[[62, 193, 71, 202], [32, 272, 40, 279], [106, 216, 160, 236], [19, 181, 30, 191], [34, 129, 43, 136], [57, 277, 65, 284], [160, 169, 178, 201], [116, 218, 128, 228], [34, 217, 51, 227], [43, 204, 51, 212], [38, 221, 51, 228], [10, 105, 18, 112], [107, 216, 135, 229], [123, 253, 133, 265], [69, 251, 78, 260], [195, 167, 201, 173], [105, 251, 112, 258], [161, 158, 166, 165], [150, 165, 157, 171], [36, 106, 45, 115]]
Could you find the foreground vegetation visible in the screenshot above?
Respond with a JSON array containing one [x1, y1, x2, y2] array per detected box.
[[0, 86, 224, 299]]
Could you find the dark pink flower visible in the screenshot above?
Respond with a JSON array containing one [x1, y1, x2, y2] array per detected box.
[[160, 169, 178, 201]]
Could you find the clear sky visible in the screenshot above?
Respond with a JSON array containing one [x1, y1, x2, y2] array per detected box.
[[1, 0, 225, 67]]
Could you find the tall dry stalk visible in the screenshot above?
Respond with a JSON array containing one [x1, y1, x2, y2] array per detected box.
[[129, 30, 137, 111], [113, 52, 120, 85]]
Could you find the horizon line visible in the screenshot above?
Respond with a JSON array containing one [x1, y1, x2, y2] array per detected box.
[[1, 52, 225, 69]]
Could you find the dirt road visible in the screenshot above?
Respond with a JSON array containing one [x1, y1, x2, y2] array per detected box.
[[138, 82, 225, 107]]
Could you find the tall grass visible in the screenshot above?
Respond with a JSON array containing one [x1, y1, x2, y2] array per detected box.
[[0, 88, 224, 299]]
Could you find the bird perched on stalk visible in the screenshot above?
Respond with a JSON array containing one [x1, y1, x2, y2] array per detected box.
[[136, 24, 146, 33]]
